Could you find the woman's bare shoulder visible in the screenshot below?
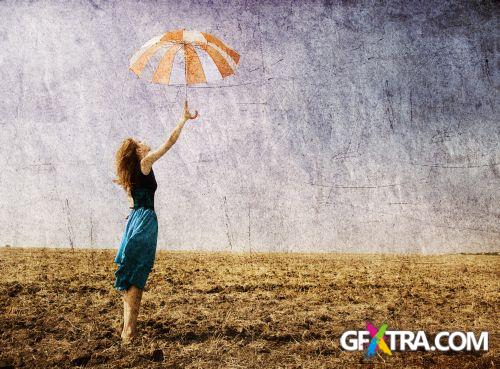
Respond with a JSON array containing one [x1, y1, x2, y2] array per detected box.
[[140, 159, 152, 176]]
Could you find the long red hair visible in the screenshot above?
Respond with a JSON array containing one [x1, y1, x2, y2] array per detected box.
[[113, 138, 140, 195]]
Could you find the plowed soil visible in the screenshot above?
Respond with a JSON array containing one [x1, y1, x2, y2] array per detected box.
[[0, 247, 498, 368]]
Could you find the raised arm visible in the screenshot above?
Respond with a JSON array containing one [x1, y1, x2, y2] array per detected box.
[[140, 101, 198, 174]]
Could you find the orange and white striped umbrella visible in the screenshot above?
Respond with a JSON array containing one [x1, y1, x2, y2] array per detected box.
[[129, 28, 240, 90]]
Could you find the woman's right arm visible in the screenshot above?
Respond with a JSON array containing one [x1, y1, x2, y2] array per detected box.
[[140, 101, 198, 174]]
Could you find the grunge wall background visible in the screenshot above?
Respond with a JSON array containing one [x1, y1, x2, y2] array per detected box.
[[0, 0, 498, 252]]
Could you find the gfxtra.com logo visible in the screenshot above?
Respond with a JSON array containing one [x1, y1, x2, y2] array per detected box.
[[340, 321, 489, 358]]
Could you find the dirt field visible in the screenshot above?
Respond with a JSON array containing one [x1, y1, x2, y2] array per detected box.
[[0, 247, 498, 368]]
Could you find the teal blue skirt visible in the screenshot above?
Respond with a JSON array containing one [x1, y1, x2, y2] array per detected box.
[[114, 207, 158, 291]]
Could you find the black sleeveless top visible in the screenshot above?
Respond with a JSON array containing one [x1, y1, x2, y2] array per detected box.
[[130, 166, 157, 210]]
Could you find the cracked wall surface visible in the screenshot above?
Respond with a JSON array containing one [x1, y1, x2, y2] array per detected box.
[[0, 0, 498, 253]]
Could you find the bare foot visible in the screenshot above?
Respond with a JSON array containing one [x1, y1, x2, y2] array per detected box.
[[121, 328, 137, 344], [121, 332, 137, 345]]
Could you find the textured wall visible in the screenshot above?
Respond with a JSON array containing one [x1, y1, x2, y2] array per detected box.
[[0, 0, 498, 253]]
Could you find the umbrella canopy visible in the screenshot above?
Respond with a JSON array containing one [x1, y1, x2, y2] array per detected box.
[[129, 28, 240, 88]]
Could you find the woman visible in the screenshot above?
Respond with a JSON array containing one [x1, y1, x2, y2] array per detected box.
[[112, 101, 198, 343]]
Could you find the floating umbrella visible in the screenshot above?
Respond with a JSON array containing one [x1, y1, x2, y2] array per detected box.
[[129, 28, 240, 110]]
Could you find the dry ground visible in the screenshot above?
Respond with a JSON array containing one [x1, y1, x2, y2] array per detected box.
[[0, 247, 498, 368]]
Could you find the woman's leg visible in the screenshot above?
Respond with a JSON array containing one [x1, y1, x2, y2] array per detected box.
[[121, 290, 131, 340], [121, 285, 143, 342], [129, 285, 143, 336]]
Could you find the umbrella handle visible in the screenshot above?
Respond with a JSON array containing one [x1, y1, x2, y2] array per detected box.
[[183, 84, 199, 121], [183, 100, 199, 121]]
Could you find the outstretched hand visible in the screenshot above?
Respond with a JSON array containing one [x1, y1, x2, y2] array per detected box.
[[183, 101, 199, 122]]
